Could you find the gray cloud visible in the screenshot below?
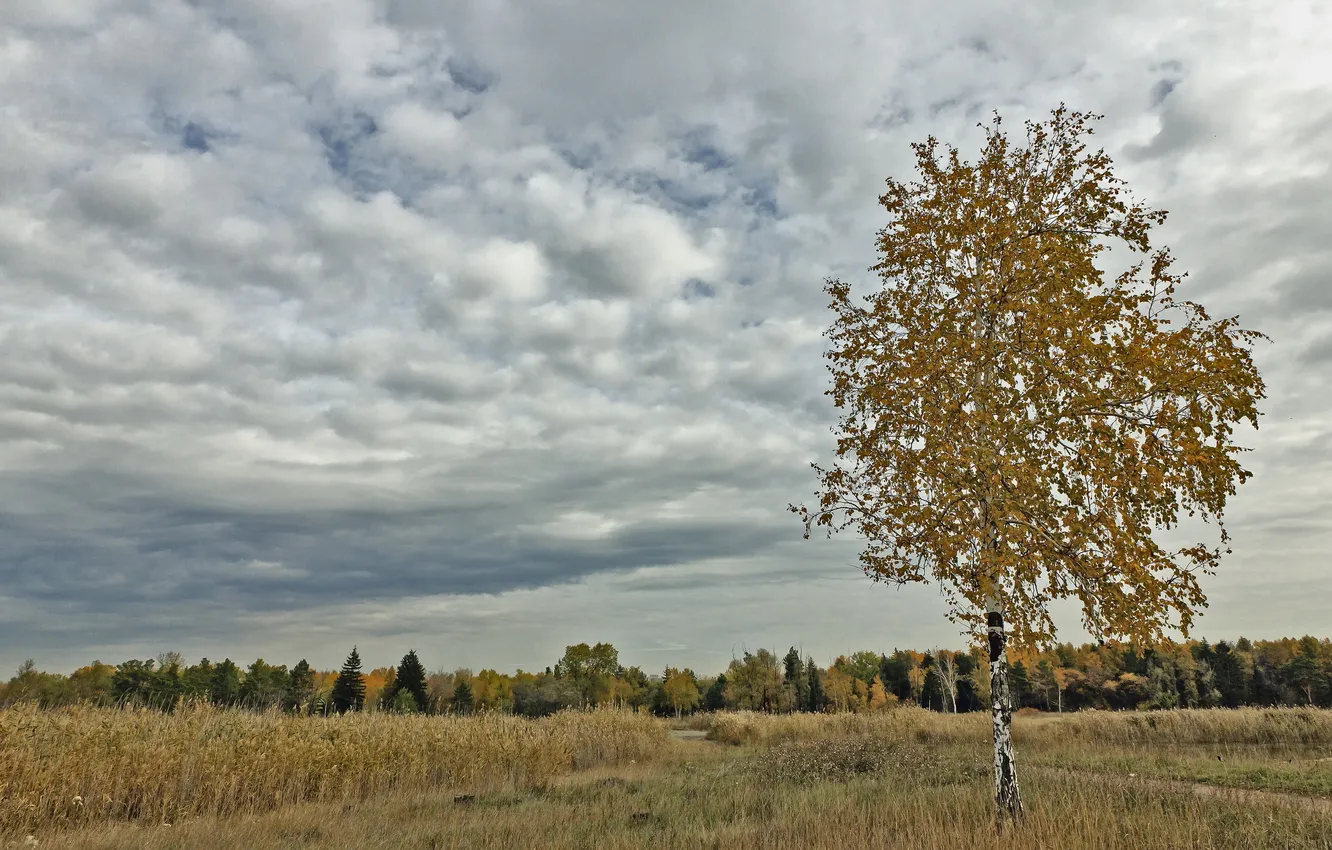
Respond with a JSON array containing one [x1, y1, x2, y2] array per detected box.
[[1, 0, 1329, 675]]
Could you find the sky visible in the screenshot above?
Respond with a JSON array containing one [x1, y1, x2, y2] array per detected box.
[[1, 0, 1329, 678]]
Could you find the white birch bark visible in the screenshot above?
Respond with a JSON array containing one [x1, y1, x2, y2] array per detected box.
[[987, 596, 1024, 823], [934, 650, 959, 713]]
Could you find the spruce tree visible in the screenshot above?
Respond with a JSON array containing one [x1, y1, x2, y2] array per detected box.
[[451, 677, 475, 714], [783, 647, 808, 711], [390, 650, 429, 714], [805, 658, 824, 712], [330, 646, 366, 714]]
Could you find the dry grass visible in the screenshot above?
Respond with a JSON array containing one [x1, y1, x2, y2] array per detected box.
[[1021, 706, 1332, 747], [31, 736, 1332, 850], [0, 702, 666, 836], [6, 706, 1332, 849], [709, 705, 1332, 748], [660, 712, 716, 732], [707, 706, 986, 747]]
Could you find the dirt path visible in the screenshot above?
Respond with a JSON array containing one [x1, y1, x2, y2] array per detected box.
[[667, 729, 712, 742]]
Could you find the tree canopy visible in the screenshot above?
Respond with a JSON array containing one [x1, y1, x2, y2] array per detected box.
[[793, 105, 1267, 649]]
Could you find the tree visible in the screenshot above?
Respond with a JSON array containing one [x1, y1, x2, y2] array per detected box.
[[955, 650, 985, 711], [879, 652, 915, 703], [1281, 654, 1321, 706], [4, 660, 74, 708], [112, 659, 180, 709], [385, 650, 429, 714], [703, 673, 728, 711], [804, 658, 824, 712], [618, 666, 651, 710], [838, 651, 883, 687], [1007, 660, 1031, 709], [239, 659, 289, 710], [791, 106, 1266, 824], [451, 677, 475, 714], [821, 666, 854, 712], [1210, 641, 1250, 707], [512, 676, 582, 717], [180, 659, 215, 702], [68, 661, 115, 705], [330, 647, 367, 714], [553, 642, 619, 707], [724, 650, 784, 711], [933, 650, 960, 713], [286, 659, 316, 713], [661, 667, 701, 717], [868, 675, 893, 712], [782, 647, 809, 712], [918, 653, 944, 711], [210, 659, 242, 707]]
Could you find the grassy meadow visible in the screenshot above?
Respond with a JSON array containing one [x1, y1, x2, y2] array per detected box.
[[3, 704, 1331, 848]]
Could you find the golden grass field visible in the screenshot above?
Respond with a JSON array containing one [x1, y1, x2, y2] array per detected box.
[[3, 704, 1331, 848]]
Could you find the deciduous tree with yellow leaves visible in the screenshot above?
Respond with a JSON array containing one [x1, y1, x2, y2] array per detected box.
[[793, 105, 1267, 824]]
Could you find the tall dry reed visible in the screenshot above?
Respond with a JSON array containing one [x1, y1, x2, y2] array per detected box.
[[0, 702, 666, 835], [1021, 706, 1332, 746], [708, 707, 988, 748], [708, 705, 1332, 750]]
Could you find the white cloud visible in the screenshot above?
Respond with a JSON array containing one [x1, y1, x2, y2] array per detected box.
[[1, 0, 1329, 675]]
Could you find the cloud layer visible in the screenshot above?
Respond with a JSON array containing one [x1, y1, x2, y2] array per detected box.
[[1, 0, 1329, 674]]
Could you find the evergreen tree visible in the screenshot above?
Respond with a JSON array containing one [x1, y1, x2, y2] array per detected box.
[[210, 659, 242, 707], [386, 650, 429, 714], [451, 677, 475, 714], [1008, 661, 1032, 709], [239, 659, 289, 710], [782, 647, 806, 713], [330, 646, 367, 714], [878, 652, 914, 702], [1281, 654, 1321, 706], [954, 652, 981, 712], [110, 660, 156, 708], [782, 647, 802, 683], [286, 659, 315, 713], [919, 652, 944, 711], [1210, 641, 1250, 707], [703, 673, 728, 711], [805, 658, 824, 712], [388, 689, 419, 713], [1195, 659, 1222, 708], [181, 659, 215, 702]]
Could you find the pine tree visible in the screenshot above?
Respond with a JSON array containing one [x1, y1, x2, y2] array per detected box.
[[782, 647, 802, 683], [330, 646, 366, 714], [703, 673, 728, 711], [286, 659, 315, 713], [451, 677, 475, 714], [389, 650, 429, 714], [805, 658, 824, 712]]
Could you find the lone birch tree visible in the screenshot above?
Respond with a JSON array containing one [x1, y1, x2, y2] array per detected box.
[[791, 105, 1267, 824]]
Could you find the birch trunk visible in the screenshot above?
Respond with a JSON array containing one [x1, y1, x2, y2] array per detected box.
[[987, 604, 1023, 824]]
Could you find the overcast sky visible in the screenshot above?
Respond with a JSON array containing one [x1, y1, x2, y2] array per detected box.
[[1, 0, 1328, 677]]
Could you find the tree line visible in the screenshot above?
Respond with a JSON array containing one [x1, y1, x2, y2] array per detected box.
[[3, 635, 1329, 717]]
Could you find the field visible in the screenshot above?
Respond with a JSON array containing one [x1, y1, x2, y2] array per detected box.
[[3, 705, 1332, 849]]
